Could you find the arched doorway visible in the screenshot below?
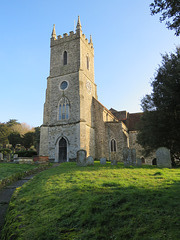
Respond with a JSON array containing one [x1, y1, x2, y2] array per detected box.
[[59, 137, 67, 162], [152, 158, 157, 165]]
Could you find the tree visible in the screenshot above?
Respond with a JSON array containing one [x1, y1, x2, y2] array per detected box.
[[0, 123, 11, 147], [33, 127, 40, 153], [6, 119, 20, 127], [8, 132, 22, 148], [150, 0, 180, 36], [137, 48, 180, 163], [22, 132, 35, 149]]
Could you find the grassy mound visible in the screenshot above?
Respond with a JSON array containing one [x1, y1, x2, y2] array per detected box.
[[2, 162, 180, 240], [0, 163, 50, 189]]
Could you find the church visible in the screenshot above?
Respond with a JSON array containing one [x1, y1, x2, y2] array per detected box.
[[39, 17, 144, 163]]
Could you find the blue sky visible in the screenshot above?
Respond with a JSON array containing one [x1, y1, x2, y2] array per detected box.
[[0, 0, 179, 127]]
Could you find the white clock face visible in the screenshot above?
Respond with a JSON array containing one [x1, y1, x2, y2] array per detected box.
[[86, 80, 92, 94]]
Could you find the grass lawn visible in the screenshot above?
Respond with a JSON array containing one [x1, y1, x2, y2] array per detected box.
[[2, 162, 180, 240], [0, 163, 39, 181]]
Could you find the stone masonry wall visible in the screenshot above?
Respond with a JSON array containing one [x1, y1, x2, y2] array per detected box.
[[93, 98, 128, 161], [48, 123, 80, 162], [129, 131, 155, 164], [39, 126, 49, 156]]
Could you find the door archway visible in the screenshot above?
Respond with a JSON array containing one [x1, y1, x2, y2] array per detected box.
[[152, 158, 157, 165], [59, 137, 67, 162]]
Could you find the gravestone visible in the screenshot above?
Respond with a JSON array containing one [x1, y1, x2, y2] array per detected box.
[[123, 148, 129, 166], [111, 160, 117, 165], [123, 148, 137, 167], [131, 148, 136, 166], [13, 154, 18, 159], [127, 149, 132, 165], [100, 157, 106, 164], [0, 153, 3, 161], [86, 156, 94, 166], [123, 148, 132, 166], [4, 154, 10, 162], [156, 147, 171, 168], [136, 158, 142, 166], [77, 149, 87, 166]]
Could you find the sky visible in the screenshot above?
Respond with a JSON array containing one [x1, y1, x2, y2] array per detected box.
[[0, 0, 179, 127]]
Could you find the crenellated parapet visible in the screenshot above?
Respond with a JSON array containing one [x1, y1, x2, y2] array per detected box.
[[51, 16, 93, 50]]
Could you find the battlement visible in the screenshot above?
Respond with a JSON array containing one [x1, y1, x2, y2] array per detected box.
[[51, 30, 93, 49], [51, 17, 93, 49]]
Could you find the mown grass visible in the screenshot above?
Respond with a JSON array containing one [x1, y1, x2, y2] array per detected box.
[[0, 163, 49, 190], [0, 163, 39, 182], [2, 162, 180, 240]]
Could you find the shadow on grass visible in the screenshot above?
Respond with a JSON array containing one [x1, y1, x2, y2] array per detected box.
[[1, 163, 180, 240]]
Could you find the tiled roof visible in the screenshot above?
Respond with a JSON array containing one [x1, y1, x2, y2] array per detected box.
[[109, 108, 143, 131], [127, 112, 143, 131]]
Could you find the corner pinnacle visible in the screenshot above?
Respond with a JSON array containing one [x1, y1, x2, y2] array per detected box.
[[51, 24, 56, 39], [76, 16, 82, 30], [90, 35, 93, 43]]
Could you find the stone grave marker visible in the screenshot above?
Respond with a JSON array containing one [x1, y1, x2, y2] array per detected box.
[[0, 153, 3, 161], [131, 148, 136, 166], [86, 156, 94, 166], [77, 149, 87, 166], [127, 149, 132, 165], [13, 154, 18, 159], [100, 157, 106, 164], [111, 160, 117, 165], [123, 148, 129, 166], [136, 158, 142, 166], [156, 147, 172, 168], [123, 148, 137, 167]]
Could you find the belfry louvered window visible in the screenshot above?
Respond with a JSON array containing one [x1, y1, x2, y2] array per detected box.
[[59, 97, 69, 120], [63, 51, 67, 65], [111, 139, 116, 152]]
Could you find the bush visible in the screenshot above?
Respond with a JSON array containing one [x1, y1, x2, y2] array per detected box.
[[15, 150, 37, 157], [0, 148, 11, 155]]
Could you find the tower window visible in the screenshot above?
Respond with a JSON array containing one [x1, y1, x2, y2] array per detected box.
[[86, 55, 89, 70], [58, 97, 69, 120], [60, 81, 68, 90], [63, 51, 67, 65], [110, 139, 116, 152]]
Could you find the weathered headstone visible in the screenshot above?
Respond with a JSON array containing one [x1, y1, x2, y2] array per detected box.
[[77, 149, 87, 166], [123, 148, 129, 166], [86, 156, 94, 166], [131, 148, 136, 166], [123, 148, 137, 167], [156, 147, 172, 168], [136, 158, 142, 166], [100, 157, 106, 164], [124, 148, 132, 166], [111, 160, 117, 165], [127, 149, 132, 165], [4, 154, 10, 162], [13, 154, 18, 159], [0, 153, 3, 161]]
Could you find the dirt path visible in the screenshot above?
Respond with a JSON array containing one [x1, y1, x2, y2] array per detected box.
[[0, 163, 60, 238]]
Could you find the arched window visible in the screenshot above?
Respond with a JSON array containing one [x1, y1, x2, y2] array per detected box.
[[110, 139, 116, 152], [86, 54, 89, 70], [58, 97, 69, 120], [63, 51, 67, 65]]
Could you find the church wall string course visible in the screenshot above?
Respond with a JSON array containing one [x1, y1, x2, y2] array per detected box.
[[39, 17, 151, 164]]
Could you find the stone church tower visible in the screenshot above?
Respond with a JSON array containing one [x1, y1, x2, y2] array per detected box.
[[40, 17, 150, 164], [40, 17, 98, 162]]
